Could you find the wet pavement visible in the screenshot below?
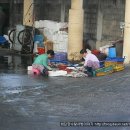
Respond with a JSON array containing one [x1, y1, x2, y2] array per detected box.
[[0, 54, 130, 130]]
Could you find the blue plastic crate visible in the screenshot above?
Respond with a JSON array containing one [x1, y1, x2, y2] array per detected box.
[[100, 61, 105, 68], [53, 52, 67, 61], [50, 59, 69, 64], [106, 57, 125, 62]]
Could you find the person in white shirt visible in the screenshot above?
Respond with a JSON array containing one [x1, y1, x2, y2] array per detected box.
[[80, 49, 100, 77]]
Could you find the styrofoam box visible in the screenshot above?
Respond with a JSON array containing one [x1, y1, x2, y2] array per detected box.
[[27, 66, 33, 71], [48, 70, 67, 77]]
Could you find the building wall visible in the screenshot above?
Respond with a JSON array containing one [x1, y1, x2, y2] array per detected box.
[[34, 0, 70, 22], [83, 0, 98, 41], [101, 0, 125, 41], [13, 3, 23, 26], [35, 0, 61, 21], [0, 0, 9, 3], [0, 0, 23, 30], [0, 0, 125, 41], [83, 0, 125, 42], [0, 3, 10, 34]]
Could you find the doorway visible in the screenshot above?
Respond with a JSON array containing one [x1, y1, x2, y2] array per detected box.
[[0, 3, 9, 35]]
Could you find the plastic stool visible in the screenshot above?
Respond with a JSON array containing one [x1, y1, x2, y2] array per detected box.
[[32, 68, 40, 75]]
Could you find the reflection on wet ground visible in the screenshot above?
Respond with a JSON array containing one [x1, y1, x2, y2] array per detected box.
[[0, 54, 130, 130], [0, 55, 33, 73]]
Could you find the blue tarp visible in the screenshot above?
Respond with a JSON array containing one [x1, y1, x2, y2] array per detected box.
[[0, 36, 7, 44]]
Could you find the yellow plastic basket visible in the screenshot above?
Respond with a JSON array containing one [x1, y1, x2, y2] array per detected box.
[[105, 61, 123, 67], [113, 64, 125, 72]]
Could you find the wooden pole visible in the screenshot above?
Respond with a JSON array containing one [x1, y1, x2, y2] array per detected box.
[[23, 0, 34, 26]]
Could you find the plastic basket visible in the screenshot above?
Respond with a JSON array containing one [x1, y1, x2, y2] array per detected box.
[[106, 57, 125, 62], [100, 61, 105, 68], [53, 52, 67, 61], [105, 57, 125, 67], [50, 59, 69, 64], [95, 65, 113, 73], [96, 71, 113, 76], [105, 61, 124, 67], [95, 66, 114, 76], [113, 64, 125, 72], [58, 64, 67, 70]]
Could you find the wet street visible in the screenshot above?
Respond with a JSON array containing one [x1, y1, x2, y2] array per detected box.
[[0, 53, 130, 130]]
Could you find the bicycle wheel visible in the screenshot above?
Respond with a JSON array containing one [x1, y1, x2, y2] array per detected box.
[[18, 29, 32, 45], [8, 29, 16, 44]]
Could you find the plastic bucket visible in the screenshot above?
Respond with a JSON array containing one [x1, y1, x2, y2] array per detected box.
[[37, 47, 45, 54], [34, 35, 44, 47], [34, 35, 44, 42], [32, 68, 40, 75], [109, 47, 116, 58]]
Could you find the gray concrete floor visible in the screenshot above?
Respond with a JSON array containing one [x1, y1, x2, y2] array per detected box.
[[0, 55, 130, 130]]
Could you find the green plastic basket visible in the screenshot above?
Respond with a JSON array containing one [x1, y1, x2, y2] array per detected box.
[[95, 66, 114, 73]]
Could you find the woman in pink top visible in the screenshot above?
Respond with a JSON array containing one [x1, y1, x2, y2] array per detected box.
[[80, 49, 100, 77]]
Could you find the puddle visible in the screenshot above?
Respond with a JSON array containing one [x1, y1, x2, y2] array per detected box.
[[5, 89, 25, 94]]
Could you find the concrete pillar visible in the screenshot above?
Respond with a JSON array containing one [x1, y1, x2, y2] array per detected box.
[[68, 0, 84, 61], [123, 0, 130, 64], [23, 0, 34, 26], [71, 0, 83, 9]]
